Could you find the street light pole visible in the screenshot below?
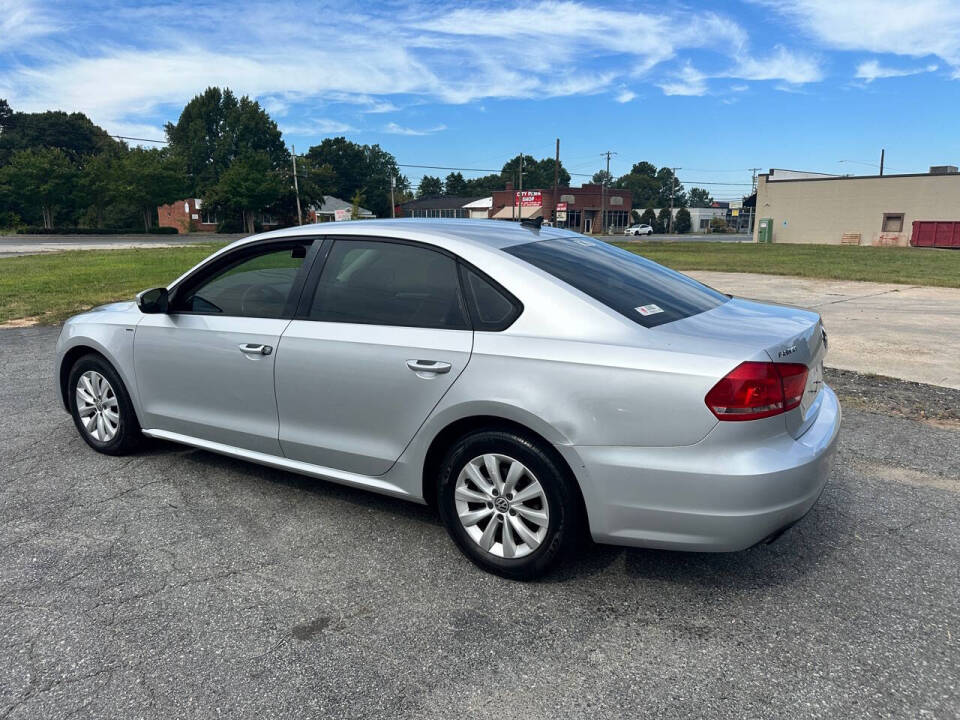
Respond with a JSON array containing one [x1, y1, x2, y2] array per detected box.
[[291, 145, 302, 226], [390, 175, 396, 218]]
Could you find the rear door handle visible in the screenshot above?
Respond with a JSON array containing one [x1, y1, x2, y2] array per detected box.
[[239, 343, 273, 356], [406, 359, 451, 374]]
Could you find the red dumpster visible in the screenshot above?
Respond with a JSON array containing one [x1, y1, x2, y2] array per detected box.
[[911, 221, 960, 248]]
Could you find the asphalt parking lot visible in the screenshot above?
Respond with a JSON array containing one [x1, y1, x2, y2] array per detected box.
[[2, 327, 958, 719]]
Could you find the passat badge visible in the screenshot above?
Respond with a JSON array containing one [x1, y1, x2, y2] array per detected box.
[[636, 304, 664, 316], [778, 345, 798, 358]]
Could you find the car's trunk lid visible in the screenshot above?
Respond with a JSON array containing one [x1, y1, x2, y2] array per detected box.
[[653, 298, 826, 438]]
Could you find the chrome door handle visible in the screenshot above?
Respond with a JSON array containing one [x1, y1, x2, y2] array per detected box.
[[239, 343, 273, 356], [406, 359, 451, 374]]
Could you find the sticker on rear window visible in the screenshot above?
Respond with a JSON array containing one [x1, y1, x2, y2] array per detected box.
[[635, 304, 664, 316]]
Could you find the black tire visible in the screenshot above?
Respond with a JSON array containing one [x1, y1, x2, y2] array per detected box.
[[437, 429, 584, 580], [67, 353, 143, 456]]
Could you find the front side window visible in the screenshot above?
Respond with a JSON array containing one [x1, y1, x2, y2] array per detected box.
[[309, 239, 469, 329], [174, 241, 310, 318], [505, 236, 728, 328]]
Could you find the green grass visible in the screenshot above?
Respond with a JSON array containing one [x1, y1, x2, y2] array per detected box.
[[0, 244, 225, 324], [613, 241, 960, 288], [1, 240, 959, 326]]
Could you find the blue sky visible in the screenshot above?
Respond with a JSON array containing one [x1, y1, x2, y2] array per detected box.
[[2, 0, 959, 198]]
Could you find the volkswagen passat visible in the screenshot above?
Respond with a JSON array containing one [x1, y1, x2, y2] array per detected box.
[[56, 219, 840, 579]]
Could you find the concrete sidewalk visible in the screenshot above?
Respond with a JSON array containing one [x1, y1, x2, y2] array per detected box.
[[689, 271, 960, 390], [0, 233, 242, 258]]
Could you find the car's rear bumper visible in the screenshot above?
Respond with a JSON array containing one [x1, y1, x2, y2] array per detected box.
[[558, 386, 841, 551]]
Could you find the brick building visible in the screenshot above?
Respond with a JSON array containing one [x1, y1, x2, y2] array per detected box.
[[489, 183, 632, 233], [157, 198, 282, 233]]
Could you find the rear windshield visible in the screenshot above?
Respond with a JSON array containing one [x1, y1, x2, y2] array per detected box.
[[505, 236, 728, 328]]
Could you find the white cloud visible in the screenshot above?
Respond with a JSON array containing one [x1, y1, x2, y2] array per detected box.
[[855, 60, 939, 82], [658, 65, 709, 96], [281, 119, 357, 136], [383, 122, 446, 136], [728, 46, 823, 84], [0, 0, 55, 50], [751, 0, 960, 70], [615, 89, 637, 103]]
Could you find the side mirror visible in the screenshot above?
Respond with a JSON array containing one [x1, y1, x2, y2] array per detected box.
[[137, 287, 169, 314]]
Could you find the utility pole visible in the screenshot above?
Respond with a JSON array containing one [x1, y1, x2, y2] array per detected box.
[[552, 138, 560, 224], [749, 167, 761, 195], [390, 175, 396, 218], [513, 153, 524, 221], [291, 145, 302, 225], [879, 148, 885, 177], [669, 167, 681, 234], [600, 150, 615, 234]]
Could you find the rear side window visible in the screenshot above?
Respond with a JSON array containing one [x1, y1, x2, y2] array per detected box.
[[505, 237, 727, 328], [460, 267, 521, 331], [309, 239, 469, 329]]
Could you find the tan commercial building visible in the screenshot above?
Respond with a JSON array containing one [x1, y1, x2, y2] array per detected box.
[[753, 166, 960, 245]]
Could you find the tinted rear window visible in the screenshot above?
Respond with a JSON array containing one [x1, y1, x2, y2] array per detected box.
[[505, 237, 727, 328]]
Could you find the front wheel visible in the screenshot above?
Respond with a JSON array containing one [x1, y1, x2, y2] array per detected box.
[[68, 354, 143, 455], [437, 429, 584, 580]]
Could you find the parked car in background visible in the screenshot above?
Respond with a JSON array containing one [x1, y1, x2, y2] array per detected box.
[[56, 219, 840, 580], [624, 223, 653, 236]]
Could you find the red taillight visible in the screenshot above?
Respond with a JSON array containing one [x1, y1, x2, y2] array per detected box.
[[705, 362, 809, 421]]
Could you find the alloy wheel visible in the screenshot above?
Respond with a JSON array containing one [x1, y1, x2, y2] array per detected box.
[[454, 453, 550, 559], [76, 370, 120, 442]]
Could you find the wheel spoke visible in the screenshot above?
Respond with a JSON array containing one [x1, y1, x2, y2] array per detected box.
[[96, 413, 107, 440], [81, 375, 96, 399], [102, 395, 118, 409], [455, 486, 489, 504], [463, 461, 494, 496], [76, 387, 96, 405], [512, 480, 544, 505], [509, 514, 541, 550], [503, 461, 525, 496], [501, 515, 517, 558], [83, 412, 97, 433], [78, 404, 97, 417], [478, 515, 500, 551], [103, 410, 119, 429], [483, 455, 504, 493], [514, 505, 548, 527], [459, 506, 493, 527]]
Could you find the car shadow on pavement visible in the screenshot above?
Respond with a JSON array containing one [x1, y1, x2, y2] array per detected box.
[[155, 441, 843, 588]]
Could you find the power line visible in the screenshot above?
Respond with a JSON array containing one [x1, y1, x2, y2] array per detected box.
[[111, 135, 167, 144]]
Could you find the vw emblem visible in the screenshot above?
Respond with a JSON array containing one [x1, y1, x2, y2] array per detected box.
[[494, 497, 510, 513]]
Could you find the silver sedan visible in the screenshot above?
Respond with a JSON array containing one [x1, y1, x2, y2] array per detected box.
[[56, 219, 840, 579]]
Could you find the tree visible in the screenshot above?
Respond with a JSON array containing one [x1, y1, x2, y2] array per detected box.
[[417, 175, 443, 197], [205, 152, 286, 234], [709, 216, 729, 233], [0, 108, 117, 165], [657, 208, 672, 234], [501, 154, 570, 189], [688, 187, 714, 208], [305, 137, 404, 218], [0, 148, 77, 228], [0, 99, 11, 135], [119, 148, 187, 231], [350, 188, 365, 220], [655, 167, 686, 208], [592, 169, 614, 186], [674, 207, 692, 234], [464, 174, 504, 194], [639, 207, 657, 228], [444, 172, 469, 196], [166, 87, 287, 195], [76, 150, 123, 228], [615, 161, 659, 208]]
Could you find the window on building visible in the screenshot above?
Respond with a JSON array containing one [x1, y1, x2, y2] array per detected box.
[[882, 213, 904, 233], [200, 208, 218, 225], [567, 209, 582, 229], [308, 239, 469, 330], [604, 210, 629, 229]]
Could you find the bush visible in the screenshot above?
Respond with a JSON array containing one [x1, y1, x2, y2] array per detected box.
[[656, 208, 671, 233], [674, 207, 692, 234], [709, 216, 729, 233], [17, 226, 178, 235], [0, 211, 23, 231], [639, 208, 657, 229]]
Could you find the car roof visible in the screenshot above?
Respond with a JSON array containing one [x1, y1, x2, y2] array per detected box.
[[218, 218, 580, 254]]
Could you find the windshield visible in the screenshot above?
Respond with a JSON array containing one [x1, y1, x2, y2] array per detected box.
[[505, 236, 728, 328]]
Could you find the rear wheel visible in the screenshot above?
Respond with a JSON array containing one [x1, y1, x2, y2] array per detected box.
[[437, 429, 583, 580], [68, 354, 143, 455]]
